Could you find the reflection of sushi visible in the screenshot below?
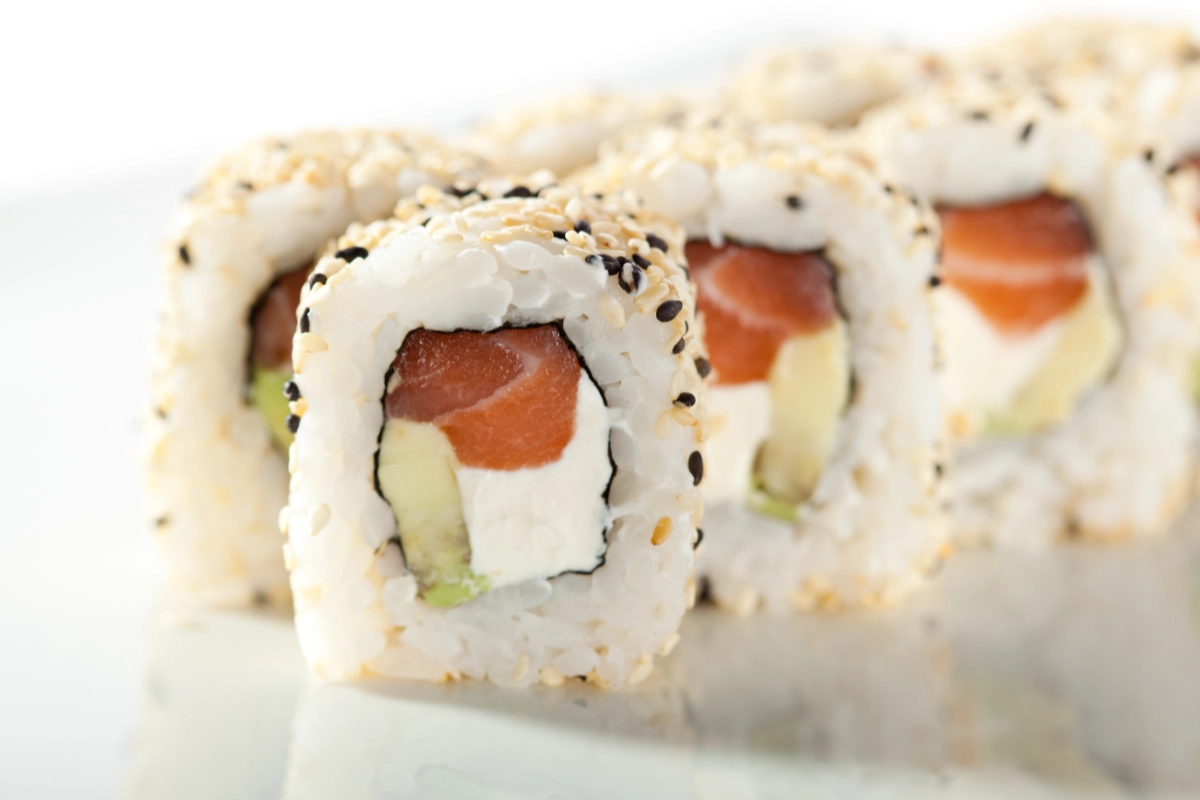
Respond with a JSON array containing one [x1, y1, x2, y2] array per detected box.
[[583, 116, 946, 612], [283, 179, 704, 686], [728, 43, 944, 126], [145, 131, 488, 607], [862, 73, 1199, 547]]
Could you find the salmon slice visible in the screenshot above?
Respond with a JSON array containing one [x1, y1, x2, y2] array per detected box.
[[939, 193, 1091, 335], [250, 264, 311, 370], [687, 242, 838, 385], [386, 325, 582, 470]]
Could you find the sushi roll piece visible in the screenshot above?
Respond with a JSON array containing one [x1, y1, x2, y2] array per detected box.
[[860, 73, 1199, 548], [459, 91, 702, 178], [146, 130, 489, 607], [283, 179, 704, 686], [582, 116, 946, 612], [728, 42, 944, 126]]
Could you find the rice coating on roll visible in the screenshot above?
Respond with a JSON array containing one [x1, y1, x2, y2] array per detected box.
[[283, 178, 706, 687], [860, 72, 1200, 548], [582, 116, 947, 613], [145, 130, 490, 607], [727, 42, 945, 126]]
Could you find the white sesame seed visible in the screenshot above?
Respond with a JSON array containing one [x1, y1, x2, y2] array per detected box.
[[596, 294, 626, 329], [658, 632, 681, 657], [298, 333, 328, 353], [628, 661, 654, 685], [539, 666, 565, 687], [309, 504, 331, 537], [511, 654, 530, 682]]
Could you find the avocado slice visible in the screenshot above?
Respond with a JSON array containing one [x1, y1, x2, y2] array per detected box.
[[376, 418, 490, 607], [251, 367, 295, 451], [754, 320, 851, 508], [985, 276, 1121, 436]]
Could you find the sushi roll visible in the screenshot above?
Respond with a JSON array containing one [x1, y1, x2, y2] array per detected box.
[[860, 73, 1199, 548], [582, 116, 946, 612], [460, 91, 701, 178], [146, 130, 489, 607], [728, 42, 944, 126], [283, 179, 704, 686]]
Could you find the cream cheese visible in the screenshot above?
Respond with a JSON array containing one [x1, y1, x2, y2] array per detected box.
[[702, 382, 772, 506]]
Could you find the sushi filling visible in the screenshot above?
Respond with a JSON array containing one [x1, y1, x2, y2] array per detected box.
[[1183, 155, 1200, 401], [248, 264, 310, 450], [936, 192, 1122, 438], [687, 242, 850, 519], [376, 325, 611, 608]]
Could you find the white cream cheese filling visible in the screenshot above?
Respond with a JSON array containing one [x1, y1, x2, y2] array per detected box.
[[459, 373, 611, 586], [702, 383, 773, 506]]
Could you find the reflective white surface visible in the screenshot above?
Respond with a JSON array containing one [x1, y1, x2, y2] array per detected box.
[[109, 512, 1200, 799]]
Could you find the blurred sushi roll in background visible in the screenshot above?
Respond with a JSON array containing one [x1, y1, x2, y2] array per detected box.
[[144, 130, 490, 607], [861, 71, 1200, 548], [459, 91, 707, 178], [282, 178, 705, 686], [582, 116, 946, 613], [727, 42, 945, 126]]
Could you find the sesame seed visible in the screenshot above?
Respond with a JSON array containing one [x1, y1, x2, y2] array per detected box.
[[574, 219, 591, 234], [446, 185, 474, 198], [308, 273, 327, 289], [694, 357, 712, 378], [914, 225, 931, 237], [1019, 121, 1035, 142], [335, 246, 369, 263], [601, 254, 621, 275], [298, 332, 328, 353], [651, 517, 673, 546], [299, 309, 311, 333], [179, 245, 190, 265], [504, 186, 533, 198], [586, 254, 603, 268], [882, 184, 895, 194], [656, 299, 683, 322], [646, 233, 668, 252], [928, 275, 942, 288], [238, 181, 254, 191], [286, 414, 301, 433], [968, 110, 989, 121], [785, 195, 803, 210], [283, 380, 301, 401], [694, 528, 704, 548], [154, 516, 169, 527], [1166, 163, 1181, 176], [632, 253, 651, 269], [1143, 148, 1156, 163], [688, 451, 704, 485], [672, 337, 687, 355], [675, 392, 696, 407]]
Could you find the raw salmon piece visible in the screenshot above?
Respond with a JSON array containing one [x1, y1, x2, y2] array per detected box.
[[939, 193, 1091, 335], [687, 242, 838, 385], [250, 264, 311, 370], [386, 326, 582, 470]]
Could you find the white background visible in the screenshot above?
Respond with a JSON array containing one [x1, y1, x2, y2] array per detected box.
[[1, 1, 1199, 798]]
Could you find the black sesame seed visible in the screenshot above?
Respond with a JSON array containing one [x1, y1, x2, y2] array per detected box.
[[553, 230, 568, 240], [694, 528, 704, 549], [934, 462, 944, 477], [694, 357, 712, 378], [154, 516, 169, 527], [335, 246, 369, 263], [238, 180, 254, 191], [286, 414, 301, 434], [688, 451, 704, 485], [915, 225, 931, 237], [928, 275, 943, 288], [178, 244, 190, 265], [308, 273, 327, 289], [1143, 148, 1156, 163], [968, 110, 989, 121], [671, 337, 687, 355], [675, 392, 696, 407], [504, 185, 534, 198], [155, 407, 167, 420], [574, 220, 591, 235], [632, 253, 651, 269], [586, 254, 604, 269], [618, 256, 632, 266], [785, 195, 804, 210], [601, 255, 621, 275], [656, 299, 683, 322], [1166, 162, 1182, 176], [646, 233, 668, 252], [299, 308, 311, 333], [883, 184, 895, 194], [283, 380, 301, 401], [1019, 121, 1036, 143], [252, 590, 269, 607], [446, 185, 473, 198]]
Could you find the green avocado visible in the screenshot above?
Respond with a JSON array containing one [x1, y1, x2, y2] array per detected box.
[[754, 320, 851, 508], [376, 418, 490, 607], [984, 278, 1121, 437], [251, 368, 295, 451]]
